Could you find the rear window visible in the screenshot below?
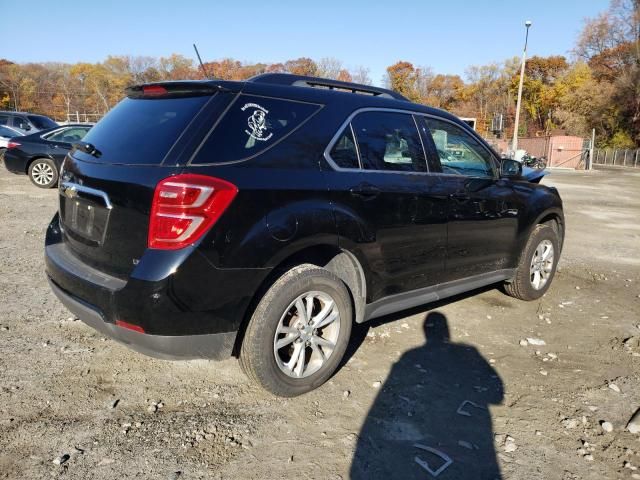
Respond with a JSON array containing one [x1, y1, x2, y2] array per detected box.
[[191, 95, 321, 164], [75, 96, 210, 165], [28, 115, 58, 130]]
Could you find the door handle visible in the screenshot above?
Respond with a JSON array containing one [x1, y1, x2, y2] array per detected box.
[[350, 184, 381, 200], [449, 192, 470, 201]]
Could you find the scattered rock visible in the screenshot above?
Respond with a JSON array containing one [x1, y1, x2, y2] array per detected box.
[[540, 370, 548, 376], [601, 421, 614, 433], [584, 454, 594, 461], [343, 390, 350, 399], [372, 381, 382, 388], [608, 383, 621, 393], [147, 404, 157, 413], [109, 399, 120, 409], [627, 408, 640, 434], [167, 472, 181, 480], [526, 338, 546, 346], [504, 436, 517, 453], [519, 339, 528, 346], [562, 418, 579, 429], [53, 454, 70, 466]]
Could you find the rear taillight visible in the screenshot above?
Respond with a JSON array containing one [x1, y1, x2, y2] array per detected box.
[[7, 141, 20, 149], [148, 174, 238, 250]]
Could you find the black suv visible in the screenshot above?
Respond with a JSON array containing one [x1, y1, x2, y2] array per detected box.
[[45, 74, 564, 396]]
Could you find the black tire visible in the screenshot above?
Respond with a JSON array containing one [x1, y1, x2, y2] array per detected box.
[[239, 264, 353, 397], [504, 224, 559, 301], [28, 158, 58, 189]]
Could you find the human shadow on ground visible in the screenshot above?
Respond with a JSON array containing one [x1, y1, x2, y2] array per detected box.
[[350, 311, 504, 479]]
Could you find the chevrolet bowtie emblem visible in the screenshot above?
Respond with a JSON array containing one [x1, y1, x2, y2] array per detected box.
[[63, 185, 78, 199]]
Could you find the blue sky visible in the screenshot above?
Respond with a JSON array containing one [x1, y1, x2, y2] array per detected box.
[[6, 0, 609, 85]]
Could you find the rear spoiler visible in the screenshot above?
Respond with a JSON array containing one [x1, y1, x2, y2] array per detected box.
[[125, 81, 235, 99]]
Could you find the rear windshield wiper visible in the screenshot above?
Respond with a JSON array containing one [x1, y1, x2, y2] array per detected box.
[[73, 141, 102, 158]]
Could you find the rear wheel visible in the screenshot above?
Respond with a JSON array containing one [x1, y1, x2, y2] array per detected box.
[[28, 158, 58, 188], [239, 264, 352, 396], [504, 224, 559, 300]]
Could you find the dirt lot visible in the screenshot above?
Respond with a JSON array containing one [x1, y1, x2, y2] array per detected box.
[[0, 166, 639, 480]]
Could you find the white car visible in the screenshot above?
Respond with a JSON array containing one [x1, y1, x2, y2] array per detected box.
[[0, 125, 24, 150]]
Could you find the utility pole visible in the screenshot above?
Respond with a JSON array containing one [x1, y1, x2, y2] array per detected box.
[[512, 20, 532, 154], [588, 128, 595, 170]]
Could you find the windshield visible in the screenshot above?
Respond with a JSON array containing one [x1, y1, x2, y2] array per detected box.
[[27, 115, 58, 130]]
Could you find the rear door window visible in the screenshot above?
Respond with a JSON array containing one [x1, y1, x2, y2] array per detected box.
[[12, 117, 29, 130], [191, 95, 321, 164], [74, 95, 212, 165], [351, 111, 427, 172], [47, 127, 90, 143], [28, 115, 58, 130]]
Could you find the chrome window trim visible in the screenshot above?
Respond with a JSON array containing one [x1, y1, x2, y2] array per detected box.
[[324, 107, 500, 179], [324, 107, 430, 176]]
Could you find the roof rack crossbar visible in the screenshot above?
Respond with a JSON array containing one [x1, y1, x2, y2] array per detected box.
[[248, 73, 408, 101]]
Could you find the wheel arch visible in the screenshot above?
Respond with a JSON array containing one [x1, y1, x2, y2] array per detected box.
[[533, 207, 564, 251], [232, 243, 366, 357]]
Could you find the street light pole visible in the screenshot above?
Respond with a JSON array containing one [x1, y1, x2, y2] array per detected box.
[[512, 20, 532, 154]]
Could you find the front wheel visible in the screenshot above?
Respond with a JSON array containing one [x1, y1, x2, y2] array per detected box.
[[504, 224, 559, 301], [239, 264, 352, 397], [28, 158, 58, 188]]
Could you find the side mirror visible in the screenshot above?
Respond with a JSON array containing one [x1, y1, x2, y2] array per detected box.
[[22, 124, 31, 131], [500, 159, 522, 178]]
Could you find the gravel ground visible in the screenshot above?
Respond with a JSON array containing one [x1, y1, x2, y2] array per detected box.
[[0, 166, 639, 480]]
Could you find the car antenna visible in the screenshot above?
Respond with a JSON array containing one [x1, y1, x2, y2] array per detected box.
[[193, 43, 213, 80]]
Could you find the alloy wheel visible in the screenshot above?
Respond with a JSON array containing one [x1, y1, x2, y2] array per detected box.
[[273, 291, 341, 378]]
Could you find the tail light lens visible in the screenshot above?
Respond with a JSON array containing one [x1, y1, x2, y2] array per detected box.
[[148, 174, 238, 250], [7, 141, 20, 149]]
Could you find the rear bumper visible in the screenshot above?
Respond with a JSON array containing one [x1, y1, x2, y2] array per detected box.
[[3, 150, 26, 174], [48, 278, 236, 360], [45, 213, 271, 360]]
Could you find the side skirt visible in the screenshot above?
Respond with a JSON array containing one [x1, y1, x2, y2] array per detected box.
[[362, 269, 516, 322]]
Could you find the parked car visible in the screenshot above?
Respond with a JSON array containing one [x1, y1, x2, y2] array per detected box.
[[0, 125, 25, 160], [3, 124, 93, 188], [0, 111, 58, 134], [45, 74, 564, 396]]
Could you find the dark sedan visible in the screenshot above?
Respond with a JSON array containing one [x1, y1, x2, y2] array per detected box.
[[3, 124, 92, 188]]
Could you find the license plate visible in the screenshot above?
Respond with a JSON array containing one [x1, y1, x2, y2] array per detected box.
[[61, 196, 109, 244]]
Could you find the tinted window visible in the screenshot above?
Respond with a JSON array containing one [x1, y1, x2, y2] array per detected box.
[[28, 115, 58, 130], [0, 116, 8, 126], [351, 111, 426, 172], [192, 95, 321, 164], [12, 117, 29, 130], [330, 126, 359, 169], [47, 127, 90, 143], [77, 96, 210, 165], [425, 118, 494, 177]]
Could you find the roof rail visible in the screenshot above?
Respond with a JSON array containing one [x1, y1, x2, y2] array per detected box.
[[248, 73, 408, 101]]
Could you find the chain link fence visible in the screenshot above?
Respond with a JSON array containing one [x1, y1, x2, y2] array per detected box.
[[593, 148, 640, 168]]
